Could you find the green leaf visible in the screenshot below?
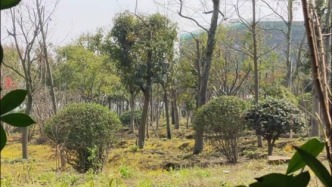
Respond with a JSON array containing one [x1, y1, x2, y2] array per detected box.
[[0, 125, 7, 151], [0, 113, 35, 127], [0, 89, 27, 115], [0, 0, 21, 10], [287, 138, 325, 174], [293, 146, 331, 187], [249, 172, 310, 187], [292, 171, 312, 187]]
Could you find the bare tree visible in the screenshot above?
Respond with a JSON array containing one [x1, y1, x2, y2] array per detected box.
[[36, 0, 58, 114], [5, 1, 57, 159], [211, 33, 252, 96], [233, 0, 277, 147], [261, 0, 297, 90], [7, 3, 41, 159], [178, 0, 222, 154]]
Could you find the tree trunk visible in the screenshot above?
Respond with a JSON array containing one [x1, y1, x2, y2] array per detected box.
[[147, 86, 153, 138], [163, 86, 171, 139], [171, 102, 175, 125], [36, 0, 57, 114], [257, 135, 263, 147], [193, 128, 204, 154], [171, 88, 179, 129], [310, 88, 320, 136], [267, 139, 274, 156], [156, 85, 160, 130], [193, 0, 220, 155], [252, 0, 263, 148], [285, 3, 295, 141], [285, 0, 293, 90], [21, 127, 29, 159], [301, 0, 332, 169], [138, 90, 150, 149], [22, 92, 32, 159], [326, 0, 332, 89], [138, 40, 153, 148], [129, 92, 135, 133], [186, 111, 190, 129], [59, 144, 66, 170]]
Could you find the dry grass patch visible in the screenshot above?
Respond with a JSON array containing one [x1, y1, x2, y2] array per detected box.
[[0, 132, 328, 186]]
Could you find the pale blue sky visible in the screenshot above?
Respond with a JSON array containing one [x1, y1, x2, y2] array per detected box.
[[42, 0, 163, 45], [1, 0, 304, 47]]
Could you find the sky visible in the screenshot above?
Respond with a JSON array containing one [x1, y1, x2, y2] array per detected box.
[[1, 0, 304, 47]]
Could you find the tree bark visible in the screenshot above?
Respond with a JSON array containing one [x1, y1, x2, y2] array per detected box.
[[171, 88, 179, 129], [156, 85, 160, 130], [129, 92, 135, 133], [301, 0, 332, 171], [267, 139, 274, 156], [186, 111, 190, 129], [310, 88, 320, 136], [192, 0, 220, 155], [138, 90, 150, 149], [22, 91, 32, 159], [163, 86, 171, 139]]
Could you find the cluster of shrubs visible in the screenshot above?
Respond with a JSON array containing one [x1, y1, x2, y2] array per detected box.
[[194, 93, 304, 163], [44, 86, 304, 171]]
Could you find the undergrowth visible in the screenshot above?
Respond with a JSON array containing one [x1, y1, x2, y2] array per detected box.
[[0, 128, 326, 187]]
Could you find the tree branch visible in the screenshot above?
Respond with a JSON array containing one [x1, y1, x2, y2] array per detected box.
[[178, 0, 209, 33]]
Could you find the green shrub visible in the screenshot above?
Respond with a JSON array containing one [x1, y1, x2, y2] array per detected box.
[[45, 103, 121, 173], [119, 110, 142, 127], [194, 96, 248, 163], [245, 98, 304, 155]]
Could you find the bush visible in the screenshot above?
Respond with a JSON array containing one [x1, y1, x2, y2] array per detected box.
[[45, 103, 121, 173], [194, 96, 248, 163], [119, 110, 142, 127], [245, 98, 304, 156]]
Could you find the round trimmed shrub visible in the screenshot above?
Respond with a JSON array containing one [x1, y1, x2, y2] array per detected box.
[[45, 103, 121, 173], [245, 98, 304, 156], [194, 96, 248, 163]]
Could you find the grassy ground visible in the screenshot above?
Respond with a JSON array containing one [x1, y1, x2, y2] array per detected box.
[[0, 128, 328, 187]]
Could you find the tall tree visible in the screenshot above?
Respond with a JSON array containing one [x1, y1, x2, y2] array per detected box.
[[36, 0, 58, 114], [261, 0, 296, 90], [6, 2, 42, 159], [108, 12, 140, 133], [234, 0, 278, 147], [110, 13, 177, 148], [178, 0, 222, 154], [301, 0, 332, 170]]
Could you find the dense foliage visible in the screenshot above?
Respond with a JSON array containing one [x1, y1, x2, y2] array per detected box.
[[245, 98, 304, 155], [45, 103, 121, 172], [261, 84, 297, 104], [194, 96, 248, 163], [120, 110, 142, 127]]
